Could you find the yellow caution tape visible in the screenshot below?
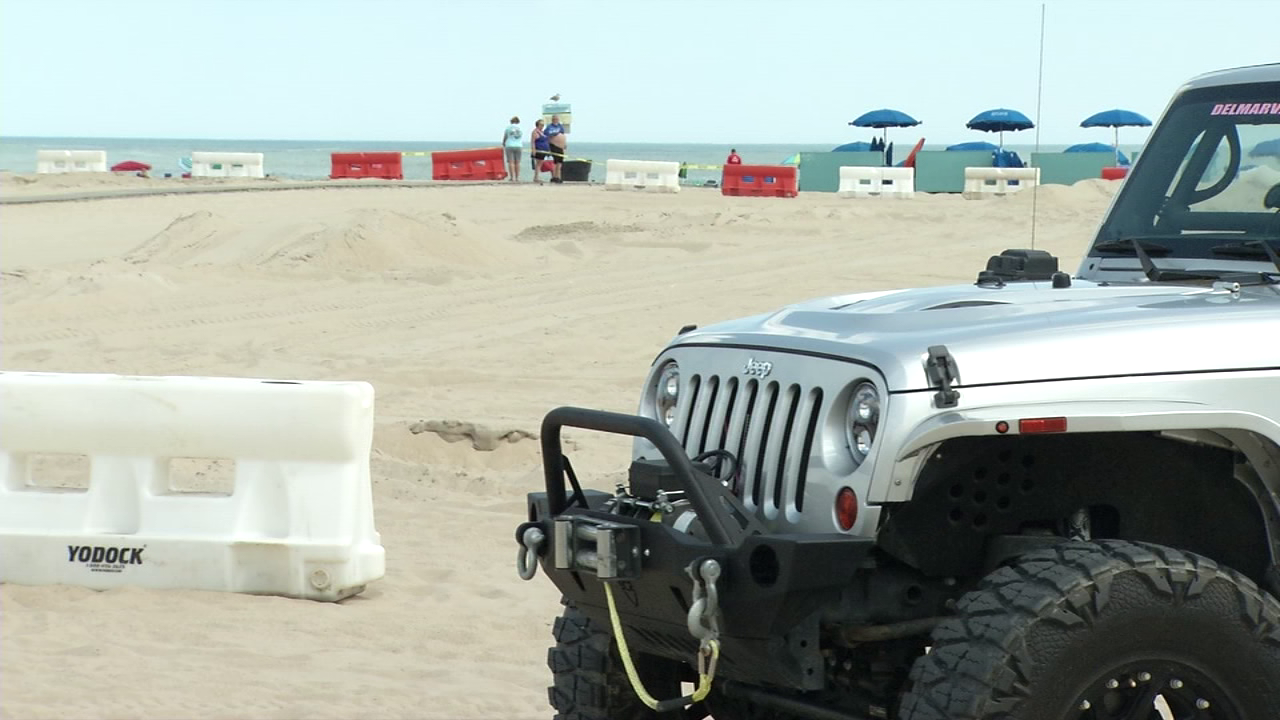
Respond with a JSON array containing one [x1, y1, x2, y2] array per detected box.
[[397, 149, 733, 171], [401, 148, 597, 163], [540, 149, 597, 163]]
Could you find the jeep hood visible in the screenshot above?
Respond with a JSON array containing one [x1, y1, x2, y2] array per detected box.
[[670, 280, 1280, 392]]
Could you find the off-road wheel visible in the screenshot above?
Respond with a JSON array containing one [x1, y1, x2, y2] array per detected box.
[[547, 601, 695, 719], [897, 540, 1280, 719]]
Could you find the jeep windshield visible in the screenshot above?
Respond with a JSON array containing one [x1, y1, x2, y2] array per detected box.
[[1091, 78, 1280, 270]]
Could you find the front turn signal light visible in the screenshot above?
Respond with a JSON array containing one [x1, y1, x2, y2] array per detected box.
[[836, 487, 858, 531]]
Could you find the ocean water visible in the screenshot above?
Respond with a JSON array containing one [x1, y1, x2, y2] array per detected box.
[[0, 136, 1144, 185]]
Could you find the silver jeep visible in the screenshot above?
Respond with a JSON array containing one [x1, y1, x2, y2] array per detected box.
[[517, 63, 1280, 719]]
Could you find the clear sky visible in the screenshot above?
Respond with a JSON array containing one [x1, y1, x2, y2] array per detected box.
[[1, 0, 1275, 145]]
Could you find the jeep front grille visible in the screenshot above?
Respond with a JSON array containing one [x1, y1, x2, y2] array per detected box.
[[676, 374, 823, 517]]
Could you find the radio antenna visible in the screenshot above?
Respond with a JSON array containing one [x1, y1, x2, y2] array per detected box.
[[1030, 2, 1046, 249]]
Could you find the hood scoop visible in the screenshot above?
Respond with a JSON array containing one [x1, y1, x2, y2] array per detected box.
[[923, 300, 1010, 311]]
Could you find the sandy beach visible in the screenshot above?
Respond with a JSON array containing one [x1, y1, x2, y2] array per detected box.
[[0, 173, 1119, 719]]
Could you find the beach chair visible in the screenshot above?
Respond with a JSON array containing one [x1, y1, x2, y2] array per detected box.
[[902, 138, 926, 168]]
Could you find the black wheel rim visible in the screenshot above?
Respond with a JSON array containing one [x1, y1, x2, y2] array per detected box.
[[1070, 659, 1244, 720]]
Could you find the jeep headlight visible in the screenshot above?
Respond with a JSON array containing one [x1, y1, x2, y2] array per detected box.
[[846, 382, 880, 464], [654, 361, 680, 427]]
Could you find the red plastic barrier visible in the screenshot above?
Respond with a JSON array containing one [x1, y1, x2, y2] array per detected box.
[[721, 164, 798, 198], [330, 152, 403, 180], [432, 147, 507, 181], [1101, 166, 1129, 180]]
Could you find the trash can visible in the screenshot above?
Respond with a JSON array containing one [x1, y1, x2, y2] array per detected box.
[[561, 160, 592, 183]]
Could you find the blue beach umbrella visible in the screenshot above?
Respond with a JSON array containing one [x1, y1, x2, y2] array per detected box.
[[832, 141, 873, 152], [966, 108, 1034, 150], [849, 108, 920, 149], [1066, 142, 1130, 165], [1081, 109, 1152, 128], [1081, 109, 1152, 165], [946, 141, 998, 152]]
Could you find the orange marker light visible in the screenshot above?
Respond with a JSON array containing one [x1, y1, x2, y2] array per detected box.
[[836, 487, 858, 530], [1019, 417, 1068, 434]]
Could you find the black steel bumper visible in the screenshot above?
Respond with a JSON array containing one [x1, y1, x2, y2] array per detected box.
[[520, 407, 875, 690]]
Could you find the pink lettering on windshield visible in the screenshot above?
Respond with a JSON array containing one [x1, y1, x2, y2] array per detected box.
[[1210, 102, 1280, 116]]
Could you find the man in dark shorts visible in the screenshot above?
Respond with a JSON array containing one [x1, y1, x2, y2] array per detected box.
[[545, 115, 567, 183]]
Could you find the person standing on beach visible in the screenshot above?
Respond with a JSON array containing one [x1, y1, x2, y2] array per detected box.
[[531, 119, 552, 184], [726, 148, 742, 165], [502, 116, 523, 182], [545, 114, 567, 183]]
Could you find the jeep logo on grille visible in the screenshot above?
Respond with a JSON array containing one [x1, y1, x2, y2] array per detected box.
[[743, 357, 773, 378]]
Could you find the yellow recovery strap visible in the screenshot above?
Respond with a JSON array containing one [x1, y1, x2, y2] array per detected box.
[[604, 581, 720, 712]]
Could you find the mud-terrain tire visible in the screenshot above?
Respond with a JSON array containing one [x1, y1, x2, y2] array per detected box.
[[896, 540, 1280, 719], [547, 602, 689, 719]]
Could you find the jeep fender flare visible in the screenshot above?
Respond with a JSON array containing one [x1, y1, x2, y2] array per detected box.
[[875, 400, 1280, 500], [872, 398, 1280, 577]]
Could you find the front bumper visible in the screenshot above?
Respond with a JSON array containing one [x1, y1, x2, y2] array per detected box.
[[520, 407, 875, 690]]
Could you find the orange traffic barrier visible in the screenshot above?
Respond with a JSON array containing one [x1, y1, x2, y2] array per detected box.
[[721, 164, 798, 198], [330, 152, 403, 180], [432, 147, 507, 181]]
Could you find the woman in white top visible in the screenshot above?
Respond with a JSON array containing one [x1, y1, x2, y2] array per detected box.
[[502, 116, 523, 182]]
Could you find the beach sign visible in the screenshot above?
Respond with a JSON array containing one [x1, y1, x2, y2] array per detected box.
[[542, 102, 572, 133]]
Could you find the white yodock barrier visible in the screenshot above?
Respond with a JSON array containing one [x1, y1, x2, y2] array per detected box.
[[962, 167, 1041, 198], [0, 372, 383, 601], [837, 167, 916, 198], [36, 150, 108, 174], [191, 151, 266, 178], [604, 159, 681, 193]]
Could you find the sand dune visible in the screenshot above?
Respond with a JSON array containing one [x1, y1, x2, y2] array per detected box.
[[0, 178, 1118, 718]]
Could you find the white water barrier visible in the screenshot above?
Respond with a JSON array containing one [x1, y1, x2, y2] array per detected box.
[[604, 159, 681, 193], [36, 150, 108, 173], [962, 167, 1041, 198], [0, 372, 384, 601], [837, 167, 916, 198], [191, 151, 266, 178]]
